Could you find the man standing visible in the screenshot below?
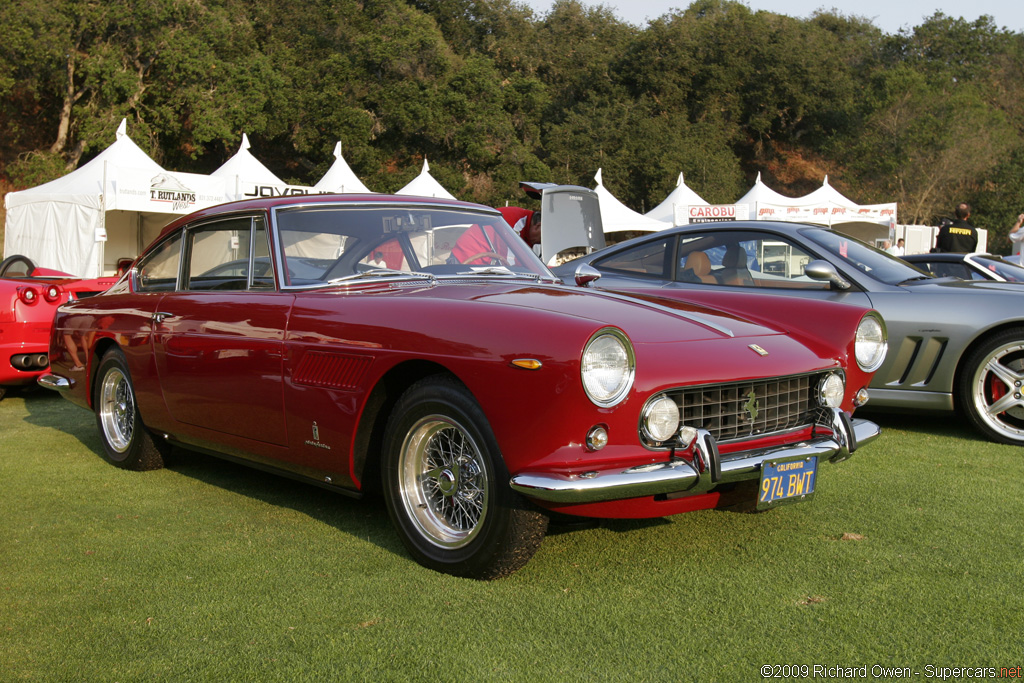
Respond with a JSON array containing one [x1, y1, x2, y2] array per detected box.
[[935, 203, 978, 253], [1008, 213, 1024, 265]]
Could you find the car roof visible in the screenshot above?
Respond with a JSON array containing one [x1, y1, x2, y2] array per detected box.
[[155, 193, 500, 240]]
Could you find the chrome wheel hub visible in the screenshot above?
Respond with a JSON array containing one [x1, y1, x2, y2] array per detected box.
[[973, 342, 1024, 439], [399, 416, 488, 549], [99, 368, 134, 454]]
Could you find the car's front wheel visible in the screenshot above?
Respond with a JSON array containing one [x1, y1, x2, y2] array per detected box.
[[382, 375, 548, 579], [94, 348, 170, 470], [958, 327, 1024, 445]]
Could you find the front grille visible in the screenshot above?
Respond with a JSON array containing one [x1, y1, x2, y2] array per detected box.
[[646, 371, 835, 446]]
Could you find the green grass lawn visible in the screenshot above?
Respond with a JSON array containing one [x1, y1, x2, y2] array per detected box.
[[2, 388, 1022, 681]]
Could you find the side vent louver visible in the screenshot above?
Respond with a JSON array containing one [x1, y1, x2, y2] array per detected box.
[[293, 351, 372, 390]]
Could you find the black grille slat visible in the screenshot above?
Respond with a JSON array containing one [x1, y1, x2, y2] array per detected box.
[[672, 373, 827, 444]]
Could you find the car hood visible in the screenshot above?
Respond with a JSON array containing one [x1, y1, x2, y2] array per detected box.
[[396, 280, 790, 343], [903, 278, 1024, 295]]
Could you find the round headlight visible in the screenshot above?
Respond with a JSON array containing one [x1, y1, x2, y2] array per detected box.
[[642, 395, 680, 443], [818, 373, 845, 408], [855, 313, 887, 372], [581, 329, 635, 407]]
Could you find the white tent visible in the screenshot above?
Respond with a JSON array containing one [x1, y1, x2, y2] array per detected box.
[[397, 159, 456, 200], [593, 169, 670, 233], [799, 175, 856, 207], [645, 172, 708, 225], [213, 134, 286, 200], [314, 142, 372, 193], [4, 119, 227, 277], [736, 173, 900, 245], [734, 172, 794, 220]]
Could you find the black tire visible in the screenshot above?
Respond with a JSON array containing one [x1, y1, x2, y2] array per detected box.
[[93, 349, 170, 470], [381, 375, 548, 579], [0, 254, 37, 278], [957, 327, 1024, 445]]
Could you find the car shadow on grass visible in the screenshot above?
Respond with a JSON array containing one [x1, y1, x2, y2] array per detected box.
[[17, 389, 408, 561], [168, 447, 411, 558]]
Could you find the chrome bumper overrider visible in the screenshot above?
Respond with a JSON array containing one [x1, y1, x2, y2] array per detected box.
[[509, 410, 879, 505], [37, 374, 74, 392]]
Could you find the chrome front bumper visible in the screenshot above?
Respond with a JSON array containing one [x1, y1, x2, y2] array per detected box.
[[509, 410, 879, 505]]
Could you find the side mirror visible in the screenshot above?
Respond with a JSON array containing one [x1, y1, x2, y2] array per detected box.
[[573, 263, 602, 287], [804, 259, 851, 290]]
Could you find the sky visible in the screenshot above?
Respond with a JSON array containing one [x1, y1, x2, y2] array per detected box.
[[518, 0, 1023, 34]]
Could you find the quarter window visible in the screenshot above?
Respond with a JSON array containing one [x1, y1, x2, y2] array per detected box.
[[595, 237, 671, 279], [136, 233, 182, 293]]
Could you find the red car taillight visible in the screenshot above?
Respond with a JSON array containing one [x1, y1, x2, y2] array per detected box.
[[43, 284, 62, 303], [17, 286, 39, 305]]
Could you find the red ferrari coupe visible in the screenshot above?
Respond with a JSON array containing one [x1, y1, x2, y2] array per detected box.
[[39, 195, 886, 578], [0, 255, 118, 400]]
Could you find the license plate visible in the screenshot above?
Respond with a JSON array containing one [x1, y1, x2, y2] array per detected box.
[[757, 456, 817, 510]]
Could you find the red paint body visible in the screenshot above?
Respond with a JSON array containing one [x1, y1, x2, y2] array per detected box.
[[1, 266, 118, 391], [43, 195, 881, 519]]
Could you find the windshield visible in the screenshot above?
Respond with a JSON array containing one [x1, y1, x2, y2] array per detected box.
[[272, 204, 552, 286], [972, 255, 1024, 283], [802, 228, 932, 286]]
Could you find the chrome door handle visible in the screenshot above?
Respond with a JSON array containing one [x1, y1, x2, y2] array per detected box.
[[152, 312, 173, 324]]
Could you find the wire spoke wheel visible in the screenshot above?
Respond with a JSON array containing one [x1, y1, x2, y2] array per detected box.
[[399, 416, 488, 549], [382, 375, 548, 578], [93, 349, 168, 470], [99, 367, 135, 454]]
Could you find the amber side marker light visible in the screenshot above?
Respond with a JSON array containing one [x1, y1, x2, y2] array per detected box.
[[511, 359, 542, 370]]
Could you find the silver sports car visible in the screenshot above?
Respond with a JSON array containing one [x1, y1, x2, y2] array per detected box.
[[552, 220, 1024, 446]]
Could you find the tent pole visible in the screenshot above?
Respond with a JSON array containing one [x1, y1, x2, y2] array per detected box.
[[99, 161, 108, 277]]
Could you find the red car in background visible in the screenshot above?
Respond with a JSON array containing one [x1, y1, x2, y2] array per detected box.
[[39, 195, 886, 578], [0, 255, 118, 400]]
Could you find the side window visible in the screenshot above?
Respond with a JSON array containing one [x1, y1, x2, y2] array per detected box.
[[595, 237, 671, 278], [929, 262, 969, 280], [185, 217, 256, 291], [136, 233, 182, 293], [676, 231, 826, 289]]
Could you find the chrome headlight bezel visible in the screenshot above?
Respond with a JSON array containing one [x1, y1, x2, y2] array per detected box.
[[855, 312, 887, 372], [581, 328, 635, 408], [817, 372, 846, 409], [641, 394, 681, 444]]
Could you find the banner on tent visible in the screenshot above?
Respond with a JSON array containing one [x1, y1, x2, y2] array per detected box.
[[754, 201, 897, 225], [680, 204, 749, 224], [108, 167, 227, 213], [233, 182, 332, 201]]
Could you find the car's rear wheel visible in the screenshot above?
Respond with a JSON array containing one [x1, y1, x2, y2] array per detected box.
[[94, 349, 169, 470], [958, 327, 1024, 445], [382, 375, 548, 579]]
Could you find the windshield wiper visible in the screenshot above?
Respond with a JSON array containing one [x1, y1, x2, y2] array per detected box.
[[325, 268, 436, 285], [897, 275, 932, 285], [455, 267, 546, 280]]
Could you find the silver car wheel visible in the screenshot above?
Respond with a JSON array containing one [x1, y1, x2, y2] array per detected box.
[[98, 366, 135, 453], [970, 340, 1024, 441], [397, 415, 489, 549]]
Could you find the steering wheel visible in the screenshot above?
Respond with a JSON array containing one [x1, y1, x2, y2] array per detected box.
[[0, 254, 38, 278], [461, 251, 509, 266]]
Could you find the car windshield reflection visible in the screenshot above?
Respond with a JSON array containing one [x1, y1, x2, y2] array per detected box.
[[801, 227, 932, 286], [273, 204, 554, 287]]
